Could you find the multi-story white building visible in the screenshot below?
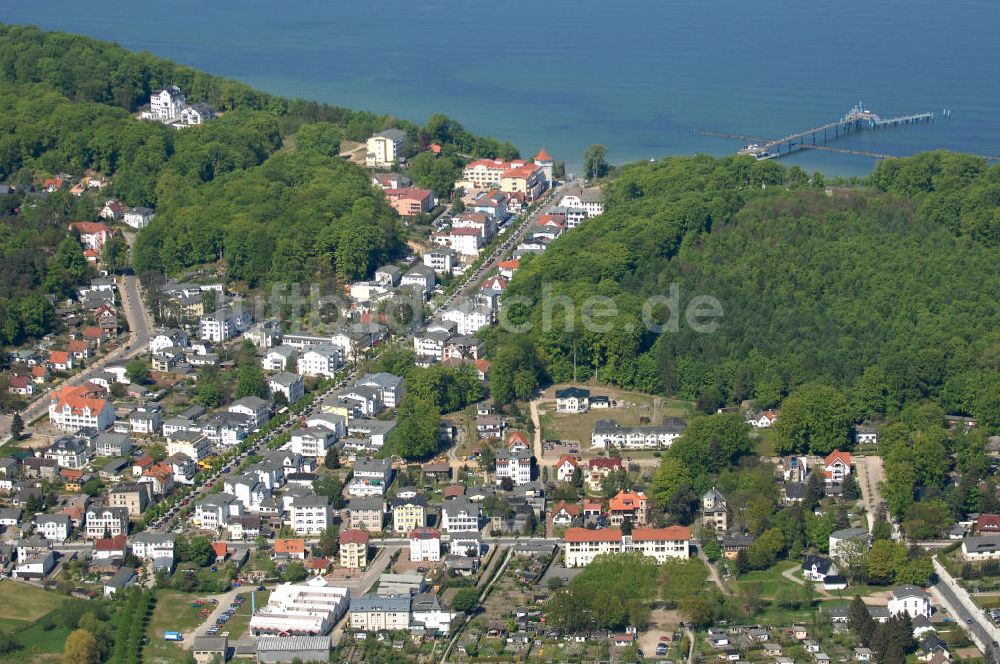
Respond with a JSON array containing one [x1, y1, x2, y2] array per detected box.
[[494, 448, 532, 486], [409, 527, 441, 562], [355, 373, 404, 409], [290, 428, 335, 459], [44, 436, 93, 469], [297, 344, 344, 379], [413, 327, 452, 358], [35, 515, 71, 542], [131, 532, 176, 562], [149, 328, 189, 355], [349, 595, 411, 632], [149, 86, 186, 121], [441, 498, 480, 533], [423, 248, 456, 274], [288, 496, 332, 535], [229, 396, 269, 430], [268, 372, 305, 405], [562, 526, 691, 568], [49, 385, 115, 431], [166, 431, 212, 461], [199, 308, 251, 342], [249, 578, 350, 636], [123, 207, 155, 229], [263, 346, 297, 372], [441, 303, 493, 336], [887, 585, 932, 619], [85, 507, 130, 539], [366, 129, 406, 168], [193, 494, 243, 530], [591, 418, 687, 450]]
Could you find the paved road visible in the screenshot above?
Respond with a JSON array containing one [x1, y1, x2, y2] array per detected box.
[[932, 556, 1000, 662]]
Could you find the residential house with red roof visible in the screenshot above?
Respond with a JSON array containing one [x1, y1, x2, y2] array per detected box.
[[550, 501, 581, 528], [273, 538, 306, 560], [507, 432, 529, 453], [384, 187, 433, 217], [82, 326, 107, 346], [555, 455, 579, 483], [562, 525, 690, 567], [824, 450, 853, 484], [501, 162, 546, 201], [497, 259, 520, 280], [94, 534, 128, 560], [609, 490, 649, 526], [7, 374, 34, 396], [747, 409, 779, 429], [49, 351, 74, 372], [585, 456, 623, 493], [976, 514, 1000, 534], [68, 221, 114, 251], [67, 339, 92, 360], [31, 366, 50, 384]]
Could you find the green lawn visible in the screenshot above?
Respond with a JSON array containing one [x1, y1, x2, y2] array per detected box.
[[0, 581, 67, 624], [731, 561, 800, 598], [15, 623, 72, 654], [143, 590, 211, 664], [753, 429, 777, 456]]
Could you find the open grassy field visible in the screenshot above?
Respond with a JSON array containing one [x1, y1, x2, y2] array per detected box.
[[143, 590, 211, 664], [0, 581, 67, 624], [15, 623, 72, 655]]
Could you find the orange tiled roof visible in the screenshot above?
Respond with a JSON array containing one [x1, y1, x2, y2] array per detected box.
[[534, 148, 552, 162], [563, 527, 621, 543], [69, 221, 111, 235], [50, 384, 108, 416], [609, 490, 648, 512], [274, 538, 305, 554]]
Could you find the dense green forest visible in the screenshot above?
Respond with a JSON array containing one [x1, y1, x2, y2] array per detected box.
[[499, 152, 1000, 430], [0, 23, 520, 340]]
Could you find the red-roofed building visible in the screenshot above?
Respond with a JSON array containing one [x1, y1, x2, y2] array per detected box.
[[49, 351, 74, 372], [274, 538, 306, 560], [551, 501, 581, 527], [211, 541, 228, 561], [68, 221, 114, 251], [747, 409, 779, 429], [67, 339, 92, 360], [307, 557, 331, 574], [48, 383, 114, 431], [43, 178, 66, 192], [507, 431, 529, 452], [562, 525, 690, 567], [31, 366, 50, 383], [582, 499, 603, 518], [555, 455, 579, 483], [497, 259, 520, 279], [132, 455, 154, 477], [339, 529, 369, 569], [977, 514, 1000, 534], [586, 456, 623, 492], [384, 187, 434, 216], [94, 534, 128, 559], [7, 374, 34, 396], [474, 359, 491, 381], [141, 462, 175, 496], [82, 326, 107, 346], [501, 162, 546, 200], [609, 490, 649, 526], [429, 143, 442, 155], [443, 485, 466, 499], [481, 275, 508, 293], [824, 450, 853, 483]]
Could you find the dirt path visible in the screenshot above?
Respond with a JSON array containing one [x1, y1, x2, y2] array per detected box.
[[529, 397, 542, 462], [856, 455, 886, 531], [696, 546, 731, 597]]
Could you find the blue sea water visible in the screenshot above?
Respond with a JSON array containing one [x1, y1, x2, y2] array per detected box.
[[5, 0, 999, 176]]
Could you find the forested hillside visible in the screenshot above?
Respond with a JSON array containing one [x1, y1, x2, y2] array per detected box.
[[500, 152, 1000, 430], [0, 23, 519, 323]]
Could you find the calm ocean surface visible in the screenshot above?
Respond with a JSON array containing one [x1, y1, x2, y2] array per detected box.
[[6, 0, 999, 176]]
